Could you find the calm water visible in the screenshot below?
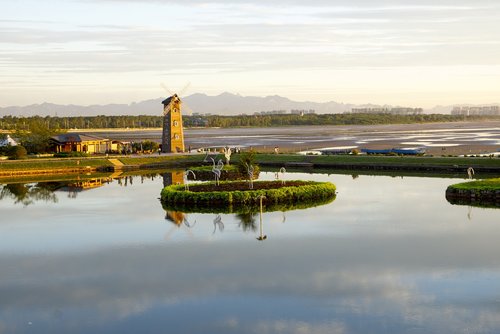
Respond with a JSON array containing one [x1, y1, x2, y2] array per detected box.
[[1, 171, 499, 334]]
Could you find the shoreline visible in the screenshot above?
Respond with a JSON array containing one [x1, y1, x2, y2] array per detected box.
[[1, 153, 499, 181]]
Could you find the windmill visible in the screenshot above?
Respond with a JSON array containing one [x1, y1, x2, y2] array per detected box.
[[160, 83, 192, 153]]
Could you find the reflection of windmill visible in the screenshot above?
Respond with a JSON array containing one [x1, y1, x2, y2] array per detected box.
[[160, 83, 192, 153], [164, 211, 196, 240]]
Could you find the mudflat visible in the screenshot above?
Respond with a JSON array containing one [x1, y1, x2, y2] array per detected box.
[[81, 120, 500, 156]]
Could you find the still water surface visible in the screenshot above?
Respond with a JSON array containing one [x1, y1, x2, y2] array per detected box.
[[0, 171, 499, 333]]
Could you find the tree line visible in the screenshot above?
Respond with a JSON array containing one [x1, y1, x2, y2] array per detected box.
[[1, 113, 498, 131], [204, 113, 498, 127]]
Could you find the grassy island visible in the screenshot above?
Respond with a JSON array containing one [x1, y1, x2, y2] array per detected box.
[[161, 180, 336, 212], [446, 178, 500, 207]]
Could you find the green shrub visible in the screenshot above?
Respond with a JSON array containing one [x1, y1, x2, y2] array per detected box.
[[132, 140, 159, 153], [7, 145, 28, 160]]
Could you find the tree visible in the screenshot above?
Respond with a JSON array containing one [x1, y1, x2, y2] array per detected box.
[[15, 119, 64, 154], [132, 140, 159, 153]]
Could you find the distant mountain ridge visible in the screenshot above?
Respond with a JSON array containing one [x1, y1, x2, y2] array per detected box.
[[0, 92, 455, 117]]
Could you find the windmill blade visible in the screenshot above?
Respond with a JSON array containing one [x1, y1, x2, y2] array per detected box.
[[160, 82, 194, 115], [163, 101, 173, 115], [160, 82, 175, 96], [178, 82, 191, 96]]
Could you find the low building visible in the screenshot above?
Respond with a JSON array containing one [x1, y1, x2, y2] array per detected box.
[[290, 109, 315, 115], [110, 140, 131, 154], [50, 134, 111, 154]]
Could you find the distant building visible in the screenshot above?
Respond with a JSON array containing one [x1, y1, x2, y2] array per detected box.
[[0, 134, 18, 147], [451, 106, 499, 116], [290, 109, 315, 116], [253, 109, 316, 116], [254, 110, 287, 115], [350, 107, 423, 115]]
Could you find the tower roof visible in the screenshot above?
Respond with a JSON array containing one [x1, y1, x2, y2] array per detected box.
[[161, 94, 181, 105]]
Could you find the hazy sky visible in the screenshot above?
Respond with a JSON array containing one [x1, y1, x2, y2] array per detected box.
[[1, 0, 499, 107]]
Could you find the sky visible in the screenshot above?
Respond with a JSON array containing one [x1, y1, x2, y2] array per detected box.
[[1, 0, 500, 108]]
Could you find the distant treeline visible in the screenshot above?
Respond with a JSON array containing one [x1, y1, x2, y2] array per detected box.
[[0, 114, 498, 131], [204, 113, 497, 127]]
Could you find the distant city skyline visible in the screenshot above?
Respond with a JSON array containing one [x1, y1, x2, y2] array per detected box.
[[1, 0, 500, 108]]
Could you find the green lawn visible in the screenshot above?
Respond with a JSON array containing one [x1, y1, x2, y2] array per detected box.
[[0, 154, 203, 172], [0, 158, 113, 170], [118, 154, 203, 166], [1, 152, 499, 174], [254, 154, 500, 167], [448, 178, 500, 191]]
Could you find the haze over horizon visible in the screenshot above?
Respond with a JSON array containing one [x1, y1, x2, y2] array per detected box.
[[2, 0, 500, 109]]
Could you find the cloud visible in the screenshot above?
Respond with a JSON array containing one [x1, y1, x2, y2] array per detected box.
[[252, 319, 347, 334], [1, 0, 499, 105], [2, 0, 499, 75]]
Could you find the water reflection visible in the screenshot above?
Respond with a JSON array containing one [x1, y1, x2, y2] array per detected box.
[[213, 214, 224, 233], [161, 170, 264, 237], [446, 192, 500, 209], [0, 171, 177, 206], [162, 171, 184, 187], [0, 183, 58, 206], [165, 211, 188, 226], [0, 176, 117, 205], [235, 212, 257, 232], [1, 171, 500, 333], [2, 233, 500, 333], [164, 211, 196, 240]]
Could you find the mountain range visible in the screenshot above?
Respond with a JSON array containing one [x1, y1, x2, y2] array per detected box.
[[0, 92, 455, 117]]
